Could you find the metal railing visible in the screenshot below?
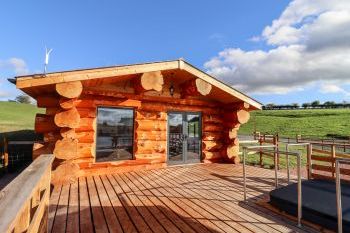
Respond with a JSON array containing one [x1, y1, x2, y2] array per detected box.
[[242, 145, 303, 227], [286, 143, 312, 182], [335, 157, 350, 233]]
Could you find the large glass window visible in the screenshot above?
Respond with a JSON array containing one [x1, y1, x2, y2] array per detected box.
[[96, 107, 134, 162]]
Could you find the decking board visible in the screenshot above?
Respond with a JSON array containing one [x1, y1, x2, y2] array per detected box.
[[49, 163, 318, 233]]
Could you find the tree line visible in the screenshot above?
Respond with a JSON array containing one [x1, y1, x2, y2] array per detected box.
[[263, 100, 350, 110]]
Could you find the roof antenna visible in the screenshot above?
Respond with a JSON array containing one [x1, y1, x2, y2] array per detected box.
[[44, 46, 53, 75]]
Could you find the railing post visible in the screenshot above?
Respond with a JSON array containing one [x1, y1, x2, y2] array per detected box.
[[274, 146, 278, 188], [336, 160, 342, 233], [307, 144, 312, 180], [297, 152, 302, 227], [285, 144, 290, 183], [259, 138, 263, 167], [243, 147, 247, 202], [4, 137, 8, 170], [332, 145, 336, 178]]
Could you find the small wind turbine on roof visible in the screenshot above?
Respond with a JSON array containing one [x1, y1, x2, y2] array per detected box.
[[44, 46, 53, 75]]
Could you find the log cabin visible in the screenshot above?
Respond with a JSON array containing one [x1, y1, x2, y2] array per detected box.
[[13, 59, 262, 184]]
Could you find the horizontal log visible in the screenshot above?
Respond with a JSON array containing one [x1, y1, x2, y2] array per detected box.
[[77, 108, 96, 118], [59, 98, 78, 109], [203, 123, 224, 132], [136, 140, 166, 154], [43, 132, 62, 143], [60, 128, 76, 139], [35, 114, 57, 133], [54, 107, 80, 128], [136, 120, 166, 131], [202, 140, 223, 152], [203, 114, 223, 124], [76, 97, 141, 109], [37, 96, 59, 108], [224, 110, 250, 124], [135, 111, 167, 120], [228, 127, 239, 139], [223, 102, 250, 110], [53, 138, 78, 160], [78, 143, 95, 158], [82, 90, 219, 108], [76, 118, 96, 132], [226, 144, 240, 159], [202, 132, 223, 141], [45, 108, 59, 116], [134, 71, 164, 93], [140, 102, 218, 114], [51, 161, 80, 185], [202, 151, 222, 160], [56, 81, 83, 98], [136, 131, 166, 141], [76, 131, 95, 143]]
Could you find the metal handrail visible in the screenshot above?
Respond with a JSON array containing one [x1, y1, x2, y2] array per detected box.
[[286, 143, 312, 182], [242, 145, 303, 227], [335, 158, 350, 233]]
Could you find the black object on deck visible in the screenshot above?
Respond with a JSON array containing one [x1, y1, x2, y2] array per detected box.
[[270, 179, 350, 232]]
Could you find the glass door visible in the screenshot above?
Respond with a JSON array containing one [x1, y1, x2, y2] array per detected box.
[[167, 112, 201, 164], [186, 113, 201, 163], [168, 113, 184, 164]]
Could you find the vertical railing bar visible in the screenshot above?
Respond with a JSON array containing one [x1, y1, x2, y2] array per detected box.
[[243, 147, 247, 202], [274, 146, 278, 188], [336, 160, 342, 233], [286, 144, 290, 184], [297, 151, 302, 227]]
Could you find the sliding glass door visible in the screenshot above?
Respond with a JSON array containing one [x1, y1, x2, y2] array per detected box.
[[96, 107, 134, 162]]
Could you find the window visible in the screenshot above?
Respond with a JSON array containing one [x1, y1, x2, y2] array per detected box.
[[96, 107, 134, 162]]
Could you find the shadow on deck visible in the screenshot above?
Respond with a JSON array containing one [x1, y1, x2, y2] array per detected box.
[[49, 163, 318, 233]]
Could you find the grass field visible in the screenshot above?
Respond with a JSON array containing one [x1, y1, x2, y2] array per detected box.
[[239, 108, 350, 139], [0, 102, 44, 140]]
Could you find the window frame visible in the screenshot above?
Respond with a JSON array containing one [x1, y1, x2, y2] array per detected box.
[[95, 106, 135, 162]]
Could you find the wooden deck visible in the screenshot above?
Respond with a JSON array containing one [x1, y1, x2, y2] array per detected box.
[[48, 163, 318, 233]]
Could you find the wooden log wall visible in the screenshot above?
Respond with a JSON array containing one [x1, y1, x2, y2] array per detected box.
[[33, 73, 251, 184]]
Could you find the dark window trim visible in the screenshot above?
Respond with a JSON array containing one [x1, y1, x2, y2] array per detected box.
[[95, 106, 135, 163]]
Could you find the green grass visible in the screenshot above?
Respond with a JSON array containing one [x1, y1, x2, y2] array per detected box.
[[240, 108, 350, 139], [0, 102, 44, 141]]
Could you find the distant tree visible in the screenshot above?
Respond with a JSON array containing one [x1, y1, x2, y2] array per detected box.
[[15, 94, 32, 104], [265, 103, 275, 109], [311, 100, 320, 107], [302, 103, 310, 109], [291, 103, 299, 109], [324, 101, 336, 106]]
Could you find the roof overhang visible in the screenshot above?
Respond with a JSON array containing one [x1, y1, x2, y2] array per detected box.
[[14, 59, 262, 110]]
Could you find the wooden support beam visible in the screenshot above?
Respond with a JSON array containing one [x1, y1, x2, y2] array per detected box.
[[181, 78, 212, 98], [35, 114, 58, 133], [133, 71, 164, 93], [54, 107, 81, 128], [56, 81, 83, 98]]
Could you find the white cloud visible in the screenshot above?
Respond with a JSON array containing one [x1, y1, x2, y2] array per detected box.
[[0, 58, 29, 76], [0, 57, 29, 99], [319, 83, 350, 96], [205, 0, 350, 96]]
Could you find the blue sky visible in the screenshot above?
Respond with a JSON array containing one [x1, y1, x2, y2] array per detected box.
[[1, 0, 350, 105]]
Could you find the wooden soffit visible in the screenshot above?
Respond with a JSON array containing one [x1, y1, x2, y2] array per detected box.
[[15, 59, 262, 110]]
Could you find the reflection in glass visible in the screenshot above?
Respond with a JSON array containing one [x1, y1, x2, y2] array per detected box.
[[168, 113, 184, 162], [96, 107, 134, 162], [187, 114, 200, 162]]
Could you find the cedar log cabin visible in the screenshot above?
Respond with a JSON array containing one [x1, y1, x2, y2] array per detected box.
[[14, 59, 262, 184]]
